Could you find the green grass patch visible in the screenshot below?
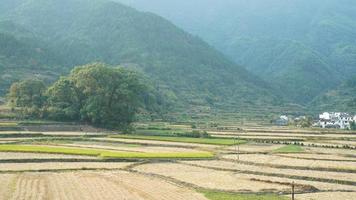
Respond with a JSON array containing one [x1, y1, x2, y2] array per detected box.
[[0, 144, 214, 159], [203, 191, 290, 200], [0, 133, 45, 138], [0, 122, 18, 127], [134, 129, 185, 136], [17, 120, 67, 126], [273, 145, 304, 153], [110, 134, 246, 146]]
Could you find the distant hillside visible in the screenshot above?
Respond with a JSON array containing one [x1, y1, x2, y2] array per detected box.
[[118, 0, 356, 105], [0, 30, 64, 95], [0, 0, 283, 113], [310, 77, 356, 112]]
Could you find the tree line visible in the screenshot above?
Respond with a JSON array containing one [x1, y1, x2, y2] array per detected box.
[[7, 63, 165, 129]]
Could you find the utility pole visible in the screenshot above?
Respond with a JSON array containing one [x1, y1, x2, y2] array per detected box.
[[292, 182, 295, 200]]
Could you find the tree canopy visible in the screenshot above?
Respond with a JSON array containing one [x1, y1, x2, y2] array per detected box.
[[8, 63, 162, 129]]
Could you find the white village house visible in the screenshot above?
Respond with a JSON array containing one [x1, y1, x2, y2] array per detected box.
[[274, 115, 289, 126], [316, 112, 355, 129]]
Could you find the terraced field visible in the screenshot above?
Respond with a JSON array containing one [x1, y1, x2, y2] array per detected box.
[[0, 124, 355, 200], [0, 172, 207, 200]]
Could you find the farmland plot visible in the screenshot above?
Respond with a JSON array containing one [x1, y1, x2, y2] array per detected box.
[[134, 163, 292, 192], [277, 153, 356, 162], [294, 192, 356, 200], [225, 143, 284, 153], [93, 137, 217, 148], [0, 172, 207, 200], [0, 174, 16, 200], [222, 154, 356, 170], [0, 152, 96, 160], [181, 160, 356, 190], [0, 162, 132, 172], [63, 142, 207, 153]]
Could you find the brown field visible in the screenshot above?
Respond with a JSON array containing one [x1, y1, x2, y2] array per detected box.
[[93, 137, 217, 148], [210, 131, 356, 139], [306, 147, 356, 156], [0, 174, 16, 200], [135, 162, 292, 192], [293, 192, 356, 200], [0, 162, 132, 172], [181, 160, 356, 187], [63, 142, 208, 153], [222, 153, 356, 170], [0, 152, 96, 160], [0, 171, 207, 200], [1, 125, 356, 200], [277, 153, 356, 161], [211, 134, 303, 140], [225, 143, 285, 152]]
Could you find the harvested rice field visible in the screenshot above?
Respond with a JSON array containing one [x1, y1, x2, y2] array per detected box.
[[0, 125, 355, 200], [181, 160, 356, 188], [0, 162, 133, 172], [134, 162, 292, 192], [293, 192, 356, 200], [0, 172, 207, 200], [222, 153, 356, 170], [0, 152, 96, 160]]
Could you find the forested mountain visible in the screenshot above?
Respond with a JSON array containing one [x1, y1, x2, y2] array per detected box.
[[310, 76, 356, 112], [0, 26, 64, 95], [0, 0, 282, 113], [117, 0, 356, 105]]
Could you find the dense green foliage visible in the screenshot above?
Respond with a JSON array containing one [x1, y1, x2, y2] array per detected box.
[[7, 63, 160, 129], [1, 0, 354, 115], [310, 76, 356, 112], [351, 121, 356, 130], [8, 79, 46, 108], [0, 0, 281, 114], [0, 31, 64, 95], [119, 0, 356, 106]]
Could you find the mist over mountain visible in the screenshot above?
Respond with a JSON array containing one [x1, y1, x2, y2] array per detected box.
[[117, 0, 356, 107], [0, 0, 284, 114]]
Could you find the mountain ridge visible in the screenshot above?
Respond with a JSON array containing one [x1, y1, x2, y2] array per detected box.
[[117, 0, 356, 107], [0, 0, 285, 114]]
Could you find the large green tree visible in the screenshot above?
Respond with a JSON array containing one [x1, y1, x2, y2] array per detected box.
[[47, 63, 158, 128], [7, 79, 47, 118], [7, 79, 46, 108], [7, 63, 162, 129]]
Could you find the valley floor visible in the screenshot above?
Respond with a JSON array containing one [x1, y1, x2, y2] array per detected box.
[[0, 122, 355, 200]]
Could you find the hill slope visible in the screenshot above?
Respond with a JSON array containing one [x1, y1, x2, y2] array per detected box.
[[118, 0, 356, 104], [310, 77, 356, 112], [0, 0, 282, 113], [0, 28, 64, 95]]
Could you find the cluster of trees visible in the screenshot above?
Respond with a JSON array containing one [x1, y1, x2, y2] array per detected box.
[[351, 121, 356, 131], [7, 63, 164, 129]]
